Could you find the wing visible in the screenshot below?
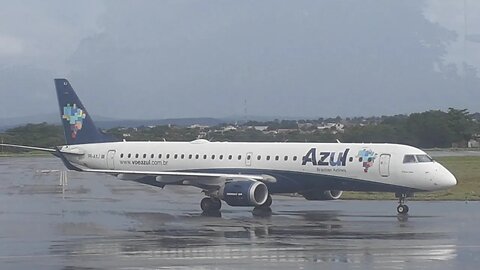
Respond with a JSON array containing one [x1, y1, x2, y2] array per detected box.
[[89, 168, 265, 190], [82, 167, 264, 180]]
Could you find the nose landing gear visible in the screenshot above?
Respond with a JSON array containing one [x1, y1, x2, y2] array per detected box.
[[397, 204, 409, 214], [396, 193, 412, 214]]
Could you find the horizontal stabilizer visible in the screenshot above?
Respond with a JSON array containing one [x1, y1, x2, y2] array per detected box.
[[0, 143, 56, 153]]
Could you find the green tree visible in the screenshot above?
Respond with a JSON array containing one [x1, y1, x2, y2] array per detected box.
[[406, 111, 454, 148], [447, 108, 473, 144], [2, 123, 64, 150]]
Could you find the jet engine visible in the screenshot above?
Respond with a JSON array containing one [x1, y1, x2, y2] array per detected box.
[[219, 180, 269, 206], [302, 190, 343, 200]]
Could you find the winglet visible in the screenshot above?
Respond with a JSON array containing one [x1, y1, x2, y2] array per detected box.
[[54, 146, 82, 171]]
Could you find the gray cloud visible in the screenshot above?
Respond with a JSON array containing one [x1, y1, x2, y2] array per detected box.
[[1, 0, 479, 121]]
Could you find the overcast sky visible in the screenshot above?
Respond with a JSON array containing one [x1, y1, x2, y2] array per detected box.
[[1, 0, 480, 120]]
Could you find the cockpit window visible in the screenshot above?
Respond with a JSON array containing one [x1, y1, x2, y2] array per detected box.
[[403, 154, 433, 163], [403, 155, 416, 163], [416, 155, 433, 163]]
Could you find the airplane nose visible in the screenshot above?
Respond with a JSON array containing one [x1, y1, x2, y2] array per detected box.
[[437, 164, 457, 188]]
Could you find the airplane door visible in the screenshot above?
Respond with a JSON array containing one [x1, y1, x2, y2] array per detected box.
[[107, 150, 116, 170], [379, 154, 390, 177], [245, 152, 253, 167]]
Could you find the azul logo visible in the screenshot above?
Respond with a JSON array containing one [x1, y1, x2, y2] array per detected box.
[[62, 104, 86, 139], [302, 148, 350, 166], [356, 149, 377, 172]]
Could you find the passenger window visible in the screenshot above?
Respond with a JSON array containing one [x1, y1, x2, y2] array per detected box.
[[275, 156, 279, 161], [266, 156, 270, 161], [135, 154, 139, 158], [211, 155, 215, 160], [203, 154, 207, 159], [284, 156, 288, 161], [158, 154, 162, 159], [174, 154, 178, 159], [238, 155, 242, 160], [188, 154, 193, 159], [228, 155, 232, 160], [293, 156, 297, 161], [128, 153, 131, 158], [143, 154, 146, 158], [181, 154, 185, 159], [219, 155, 223, 160], [403, 155, 416, 163], [247, 155, 251, 160], [120, 153, 124, 158], [166, 154, 170, 159], [195, 154, 199, 159], [416, 155, 433, 163], [150, 154, 154, 158], [257, 155, 261, 160]]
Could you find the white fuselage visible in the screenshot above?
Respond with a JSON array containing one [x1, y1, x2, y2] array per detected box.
[[62, 139, 457, 193]]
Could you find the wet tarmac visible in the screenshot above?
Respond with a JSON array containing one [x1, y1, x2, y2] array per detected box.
[[1, 157, 480, 270]]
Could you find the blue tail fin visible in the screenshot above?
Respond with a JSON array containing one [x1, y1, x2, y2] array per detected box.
[[55, 78, 116, 145]]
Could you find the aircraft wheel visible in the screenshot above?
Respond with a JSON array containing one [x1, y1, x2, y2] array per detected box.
[[397, 204, 409, 214], [200, 197, 221, 212], [261, 195, 272, 207], [211, 198, 222, 211], [200, 198, 210, 211]]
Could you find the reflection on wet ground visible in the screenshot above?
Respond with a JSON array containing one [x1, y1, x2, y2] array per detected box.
[[1, 157, 479, 269]]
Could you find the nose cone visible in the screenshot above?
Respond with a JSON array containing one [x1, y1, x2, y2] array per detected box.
[[437, 164, 457, 189]]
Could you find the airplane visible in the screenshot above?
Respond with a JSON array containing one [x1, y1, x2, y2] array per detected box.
[[1, 79, 457, 215]]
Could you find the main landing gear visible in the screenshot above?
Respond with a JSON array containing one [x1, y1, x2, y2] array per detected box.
[[259, 194, 273, 207], [396, 193, 411, 215], [253, 195, 273, 217], [200, 197, 221, 212], [200, 195, 274, 216]]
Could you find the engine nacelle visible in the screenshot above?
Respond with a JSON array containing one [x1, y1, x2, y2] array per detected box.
[[302, 190, 343, 200], [219, 180, 269, 206]]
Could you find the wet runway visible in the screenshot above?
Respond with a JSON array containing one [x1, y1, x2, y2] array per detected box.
[[1, 157, 479, 270]]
